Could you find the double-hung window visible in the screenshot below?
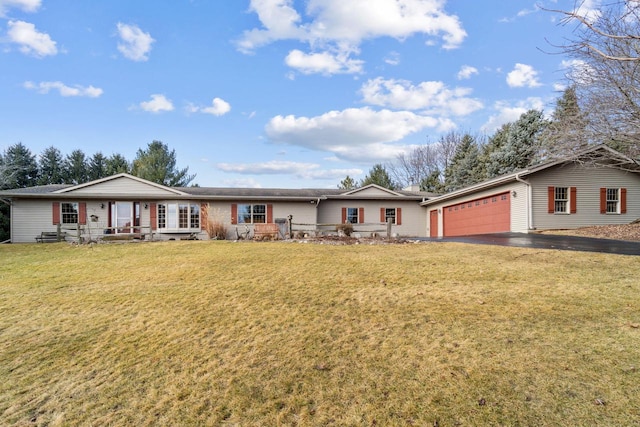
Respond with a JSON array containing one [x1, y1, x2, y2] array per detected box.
[[61, 202, 79, 224], [157, 202, 200, 230], [606, 188, 620, 214], [238, 204, 266, 224], [384, 208, 396, 224], [554, 187, 569, 213], [346, 207, 359, 224]]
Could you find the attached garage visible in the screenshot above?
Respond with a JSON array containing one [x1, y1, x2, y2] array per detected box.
[[443, 192, 511, 237]]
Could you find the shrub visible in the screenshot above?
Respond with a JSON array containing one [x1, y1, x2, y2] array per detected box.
[[202, 205, 228, 240], [336, 222, 353, 236]]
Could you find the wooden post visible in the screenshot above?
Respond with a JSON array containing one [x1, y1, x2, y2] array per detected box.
[[77, 223, 81, 243], [387, 219, 392, 240], [288, 215, 293, 239], [57, 223, 62, 242]]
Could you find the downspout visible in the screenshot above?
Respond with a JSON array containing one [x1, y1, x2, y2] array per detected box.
[[515, 173, 533, 231]]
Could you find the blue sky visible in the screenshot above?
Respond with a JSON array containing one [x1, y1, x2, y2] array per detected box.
[[0, 0, 600, 188]]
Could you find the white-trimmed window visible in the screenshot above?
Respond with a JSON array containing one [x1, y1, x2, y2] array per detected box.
[[554, 187, 569, 213], [238, 204, 266, 224], [157, 202, 200, 230], [346, 207, 359, 224], [384, 208, 397, 224], [61, 202, 79, 224], [606, 188, 620, 213]]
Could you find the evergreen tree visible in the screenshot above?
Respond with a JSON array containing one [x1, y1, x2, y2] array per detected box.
[[88, 152, 108, 181], [105, 153, 131, 175], [419, 169, 444, 193], [64, 149, 89, 184], [359, 164, 397, 190], [541, 86, 590, 159], [443, 134, 482, 192], [481, 123, 512, 179], [38, 146, 65, 185], [338, 175, 357, 190], [1, 143, 38, 189], [485, 110, 548, 177], [132, 141, 195, 187]]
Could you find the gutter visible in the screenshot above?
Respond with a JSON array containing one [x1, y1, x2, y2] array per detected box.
[[515, 173, 533, 230]]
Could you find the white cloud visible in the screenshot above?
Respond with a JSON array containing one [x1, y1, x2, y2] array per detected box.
[[506, 63, 542, 88], [481, 97, 545, 132], [360, 77, 483, 116], [137, 94, 174, 113], [116, 23, 154, 61], [217, 160, 362, 180], [457, 65, 478, 80], [265, 107, 454, 162], [0, 0, 40, 16], [384, 51, 400, 66], [7, 20, 57, 57], [237, 0, 466, 75], [285, 49, 363, 75], [23, 81, 103, 97], [188, 98, 231, 116]]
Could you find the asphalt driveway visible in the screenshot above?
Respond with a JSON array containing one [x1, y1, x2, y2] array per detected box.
[[423, 232, 640, 256]]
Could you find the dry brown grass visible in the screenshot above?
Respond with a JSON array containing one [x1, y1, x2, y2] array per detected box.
[[1, 241, 639, 426]]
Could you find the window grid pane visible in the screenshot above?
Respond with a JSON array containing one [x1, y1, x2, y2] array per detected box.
[[554, 187, 568, 213], [61, 203, 78, 224], [606, 188, 619, 213], [158, 204, 166, 229], [179, 204, 189, 228], [385, 208, 396, 224], [252, 204, 266, 223]]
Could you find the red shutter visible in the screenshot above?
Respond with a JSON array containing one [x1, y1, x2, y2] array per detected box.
[[341, 207, 347, 223], [201, 203, 207, 230], [231, 204, 238, 224], [397, 208, 402, 225], [52, 202, 60, 225], [570, 187, 577, 214], [380, 208, 385, 223], [547, 187, 555, 214], [600, 188, 607, 214], [359, 207, 365, 224], [267, 204, 273, 223], [150, 203, 157, 230], [78, 202, 87, 225], [621, 188, 627, 214]]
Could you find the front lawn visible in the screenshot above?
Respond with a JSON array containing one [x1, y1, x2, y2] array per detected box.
[[0, 241, 638, 426]]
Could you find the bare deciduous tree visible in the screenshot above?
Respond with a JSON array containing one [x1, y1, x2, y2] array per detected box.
[[546, 1, 640, 157]]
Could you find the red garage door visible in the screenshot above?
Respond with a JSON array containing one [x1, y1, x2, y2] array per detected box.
[[443, 192, 510, 237]]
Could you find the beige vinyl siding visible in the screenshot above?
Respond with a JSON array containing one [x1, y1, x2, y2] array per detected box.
[[66, 177, 179, 196], [11, 199, 152, 243], [11, 199, 57, 243], [528, 163, 640, 230], [317, 200, 427, 237], [203, 201, 319, 240]]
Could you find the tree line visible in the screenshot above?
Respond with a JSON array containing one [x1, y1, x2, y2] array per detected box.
[[0, 140, 194, 241], [0, 140, 194, 191], [340, 89, 586, 192]]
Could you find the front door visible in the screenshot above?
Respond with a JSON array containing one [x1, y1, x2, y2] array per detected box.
[[429, 210, 438, 238], [110, 202, 140, 233]]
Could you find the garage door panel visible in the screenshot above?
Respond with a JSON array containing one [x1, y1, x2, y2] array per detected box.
[[443, 192, 510, 237]]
